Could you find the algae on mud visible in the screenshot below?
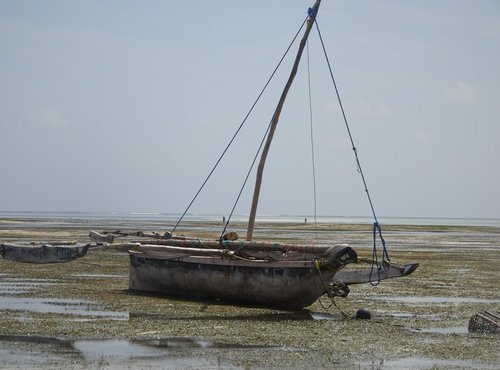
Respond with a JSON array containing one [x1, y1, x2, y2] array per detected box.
[[0, 217, 499, 369]]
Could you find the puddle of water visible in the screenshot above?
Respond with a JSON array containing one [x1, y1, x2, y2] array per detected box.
[[379, 356, 498, 369], [0, 276, 128, 320], [0, 338, 76, 368], [417, 326, 469, 334], [371, 295, 500, 304], [0, 277, 58, 295], [0, 335, 266, 368], [0, 296, 128, 320], [308, 312, 343, 321], [0, 286, 33, 295], [389, 312, 413, 318], [74, 339, 161, 360], [72, 273, 127, 278], [3, 277, 59, 282], [138, 337, 271, 349], [376, 310, 445, 321], [83, 336, 272, 355], [399, 247, 496, 253]]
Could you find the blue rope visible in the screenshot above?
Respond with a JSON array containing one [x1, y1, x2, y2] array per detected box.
[[308, 6, 318, 17], [369, 222, 391, 286]]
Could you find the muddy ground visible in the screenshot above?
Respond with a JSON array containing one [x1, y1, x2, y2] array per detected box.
[[0, 217, 499, 369]]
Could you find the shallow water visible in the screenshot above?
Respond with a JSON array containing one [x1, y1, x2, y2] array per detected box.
[[374, 357, 499, 370], [417, 326, 469, 334], [370, 295, 500, 305], [0, 276, 129, 321], [1, 217, 499, 369], [0, 296, 129, 319], [0, 336, 254, 369]]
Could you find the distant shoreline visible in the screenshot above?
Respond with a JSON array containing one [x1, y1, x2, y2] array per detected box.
[[0, 210, 499, 228]]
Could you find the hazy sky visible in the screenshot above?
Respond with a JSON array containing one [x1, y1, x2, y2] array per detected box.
[[1, 0, 499, 219]]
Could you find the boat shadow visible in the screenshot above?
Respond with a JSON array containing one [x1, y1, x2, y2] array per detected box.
[[123, 289, 344, 322]]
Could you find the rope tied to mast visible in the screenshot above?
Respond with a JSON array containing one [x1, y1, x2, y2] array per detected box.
[[308, 6, 318, 17]]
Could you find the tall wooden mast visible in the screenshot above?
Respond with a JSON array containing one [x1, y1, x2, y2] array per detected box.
[[246, 0, 321, 241]]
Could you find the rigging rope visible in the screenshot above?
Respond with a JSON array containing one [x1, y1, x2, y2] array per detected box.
[[369, 221, 391, 285], [306, 40, 318, 230], [171, 15, 309, 234], [172, 7, 392, 284], [313, 19, 391, 274], [219, 111, 273, 241]]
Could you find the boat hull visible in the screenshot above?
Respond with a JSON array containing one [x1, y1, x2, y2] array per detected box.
[[129, 245, 357, 310], [0, 243, 90, 264]]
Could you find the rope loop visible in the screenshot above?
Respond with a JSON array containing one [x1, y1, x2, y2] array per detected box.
[[315, 261, 351, 317], [369, 222, 391, 286]]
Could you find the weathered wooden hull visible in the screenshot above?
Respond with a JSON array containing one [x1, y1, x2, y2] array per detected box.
[[129, 244, 358, 310], [0, 243, 90, 264]]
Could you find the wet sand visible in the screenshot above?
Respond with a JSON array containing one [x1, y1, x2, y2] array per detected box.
[[0, 217, 499, 369]]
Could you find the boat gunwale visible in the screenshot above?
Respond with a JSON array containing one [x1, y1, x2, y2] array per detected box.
[[129, 250, 323, 268]]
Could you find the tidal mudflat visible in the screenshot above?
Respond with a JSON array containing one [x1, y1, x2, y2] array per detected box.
[[0, 217, 499, 369]]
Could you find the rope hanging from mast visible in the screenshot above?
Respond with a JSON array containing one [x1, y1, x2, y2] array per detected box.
[[312, 18, 391, 277], [306, 39, 319, 231]]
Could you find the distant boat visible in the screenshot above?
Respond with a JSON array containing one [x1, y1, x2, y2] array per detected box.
[[119, 0, 418, 310], [0, 243, 90, 264]]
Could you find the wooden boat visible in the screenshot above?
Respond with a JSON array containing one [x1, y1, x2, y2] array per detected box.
[[127, 239, 417, 310], [130, 243, 357, 310], [0, 243, 90, 264], [125, 0, 418, 310]]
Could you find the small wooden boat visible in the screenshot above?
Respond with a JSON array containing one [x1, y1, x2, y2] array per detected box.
[[122, 0, 418, 310], [0, 243, 90, 264]]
